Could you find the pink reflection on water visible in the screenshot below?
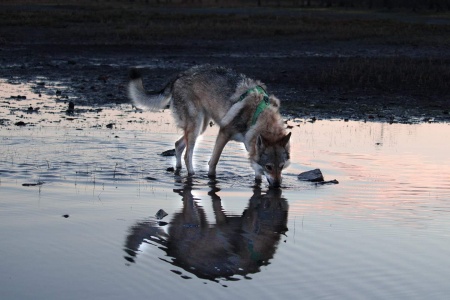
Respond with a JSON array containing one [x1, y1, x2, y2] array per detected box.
[[287, 120, 450, 227]]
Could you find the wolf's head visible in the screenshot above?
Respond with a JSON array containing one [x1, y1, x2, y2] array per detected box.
[[252, 132, 291, 188]]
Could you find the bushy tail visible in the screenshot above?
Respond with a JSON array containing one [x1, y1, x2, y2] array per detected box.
[[127, 68, 172, 111]]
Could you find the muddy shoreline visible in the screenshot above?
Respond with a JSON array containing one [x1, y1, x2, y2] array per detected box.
[[1, 5, 450, 123], [2, 42, 449, 123]]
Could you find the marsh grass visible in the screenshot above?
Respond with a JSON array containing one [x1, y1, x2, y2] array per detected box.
[[1, 2, 450, 45]]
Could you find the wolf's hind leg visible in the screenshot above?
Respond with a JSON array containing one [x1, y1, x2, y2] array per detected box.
[[175, 136, 186, 170], [184, 114, 205, 176]]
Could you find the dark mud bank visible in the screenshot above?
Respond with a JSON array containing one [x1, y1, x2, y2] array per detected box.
[[1, 42, 449, 123]]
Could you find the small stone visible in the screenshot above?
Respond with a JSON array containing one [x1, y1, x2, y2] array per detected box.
[[308, 116, 317, 123], [15, 121, 27, 126], [298, 169, 324, 182], [11, 95, 26, 100], [22, 181, 44, 186], [155, 209, 168, 220], [160, 149, 176, 156]]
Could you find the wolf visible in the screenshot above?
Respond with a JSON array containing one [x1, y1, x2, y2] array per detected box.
[[128, 65, 291, 187]]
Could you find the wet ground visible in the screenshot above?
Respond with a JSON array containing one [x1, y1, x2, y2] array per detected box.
[[2, 41, 449, 123], [1, 5, 450, 122], [1, 79, 450, 299]]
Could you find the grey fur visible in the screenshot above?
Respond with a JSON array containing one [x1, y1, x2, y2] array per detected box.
[[128, 65, 291, 187]]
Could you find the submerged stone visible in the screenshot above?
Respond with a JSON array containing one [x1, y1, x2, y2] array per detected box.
[[315, 179, 339, 185]]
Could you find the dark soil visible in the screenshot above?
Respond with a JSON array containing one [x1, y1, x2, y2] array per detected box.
[[1, 4, 450, 123]]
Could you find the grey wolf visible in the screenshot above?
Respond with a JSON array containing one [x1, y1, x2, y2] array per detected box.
[[128, 65, 291, 187], [124, 185, 288, 280]]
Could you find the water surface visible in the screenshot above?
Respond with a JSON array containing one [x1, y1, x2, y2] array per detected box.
[[1, 81, 450, 299]]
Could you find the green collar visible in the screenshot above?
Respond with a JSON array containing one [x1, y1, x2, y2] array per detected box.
[[238, 86, 270, 126]]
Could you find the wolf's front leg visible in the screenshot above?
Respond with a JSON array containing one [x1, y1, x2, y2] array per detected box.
[[253, 168, 265, 186], [184, 146, 196, 176], [208, 129, 230, 177]]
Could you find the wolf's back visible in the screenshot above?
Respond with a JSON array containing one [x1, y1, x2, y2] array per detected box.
[[128, 68, 172, 111]]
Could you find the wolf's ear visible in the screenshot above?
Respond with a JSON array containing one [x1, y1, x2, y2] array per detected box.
[[257, 135, 266, 151], [279, 132, 291, 147]]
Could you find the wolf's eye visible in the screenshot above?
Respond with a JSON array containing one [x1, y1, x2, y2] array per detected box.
[[265, 164, 273, 171]]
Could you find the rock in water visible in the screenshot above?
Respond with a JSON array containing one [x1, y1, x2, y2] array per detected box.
[[298, 169, 324, 182], [14, 121, 27, 126], [155, 209, 168, 220], [160, 149, 176, 156]]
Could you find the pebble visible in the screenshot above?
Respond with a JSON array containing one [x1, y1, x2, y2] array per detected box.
[[298, 169, 324, 182], [155, 209, 168, 220], [160, 149, 176, 156]]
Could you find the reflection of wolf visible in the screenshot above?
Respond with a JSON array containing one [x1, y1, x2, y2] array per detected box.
[[128, 65, 291, 187], [124, 186, 288, 281]]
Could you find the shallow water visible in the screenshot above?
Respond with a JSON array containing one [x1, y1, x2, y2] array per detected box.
[[1, 81, 450, 299]]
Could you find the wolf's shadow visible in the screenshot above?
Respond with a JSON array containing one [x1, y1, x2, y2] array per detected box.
[[124, 184, 288, 281]]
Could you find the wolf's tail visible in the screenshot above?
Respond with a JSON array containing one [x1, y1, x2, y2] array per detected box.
[[128, 68, 172, 111]]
